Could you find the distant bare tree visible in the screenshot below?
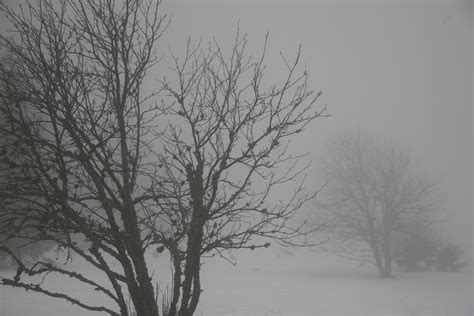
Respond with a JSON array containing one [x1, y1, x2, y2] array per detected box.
[[0, 0, 169, 315], [150, 31, 327, 315], [317, 132, 436, 277]]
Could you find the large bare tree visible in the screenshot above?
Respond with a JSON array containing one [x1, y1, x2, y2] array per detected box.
[[0, 1, 169, 315], [149, 32, 327, 315], [0, 0, 326, 315], [317, 132, 436, 277]]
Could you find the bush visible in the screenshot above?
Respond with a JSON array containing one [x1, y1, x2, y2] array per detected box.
[[435, 243, 466, 272], [395, 233, 438, 271]]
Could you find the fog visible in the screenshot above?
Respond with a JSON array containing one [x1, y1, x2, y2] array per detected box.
[[159, 1, 473, 313], [160, 0, 472, 252], [2, 0, 471, 247], [0, 0, 472, 315]]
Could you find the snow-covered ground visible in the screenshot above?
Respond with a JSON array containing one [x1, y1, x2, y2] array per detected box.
[[1, 248, 472, 316]]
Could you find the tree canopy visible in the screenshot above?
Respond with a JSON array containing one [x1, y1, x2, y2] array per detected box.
[[317, 132, 437, 277], [0, 1, 325, 315]]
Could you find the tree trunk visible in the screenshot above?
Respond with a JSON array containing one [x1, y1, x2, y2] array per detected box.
[[178, 222, 203, 316], [125, 239, 159, 316], [368, 221, 387, 277], [168, 250, 183, 316], [125, 226, 159, 316], [370, 242, 387, 277], [179, 163, 205, 316], [382, 230, 392, 278], [187, 267, 202, 315], [122, 203, 158, 315]]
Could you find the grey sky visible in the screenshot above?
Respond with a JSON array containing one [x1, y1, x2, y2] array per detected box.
[[0, 0, 471, 246], [160, 0, 472, 248]]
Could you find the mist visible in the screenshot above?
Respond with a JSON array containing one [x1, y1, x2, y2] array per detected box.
[[160, 0, 472, 252], [0, 0, 472, 315]]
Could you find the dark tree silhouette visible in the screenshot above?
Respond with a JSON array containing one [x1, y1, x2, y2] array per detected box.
[[317, 132, 436, 277], [150, 31, 327, 315], [0, 1, 325, 315], [0, 1, 169, 315], [0, 53, 56, 270]]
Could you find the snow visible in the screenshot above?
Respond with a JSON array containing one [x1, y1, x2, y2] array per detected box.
[[196, 249, 473, 316], [1, 248, 472, 316]]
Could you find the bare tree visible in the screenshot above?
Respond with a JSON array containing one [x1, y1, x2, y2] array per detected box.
[[317, 132, 436, 277], [0, 1, 169, 315], [149, 31, 327, 315], [0, 52, 57, 270], [0, 0, 326, 314]]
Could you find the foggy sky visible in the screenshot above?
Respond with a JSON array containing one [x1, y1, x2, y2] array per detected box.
[[159, 0, 472, 250], [1, 0, 471, 248]]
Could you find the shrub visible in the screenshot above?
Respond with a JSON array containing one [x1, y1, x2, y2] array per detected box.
[[395, 234, 438, 271], [435, 243, 466, 272]]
